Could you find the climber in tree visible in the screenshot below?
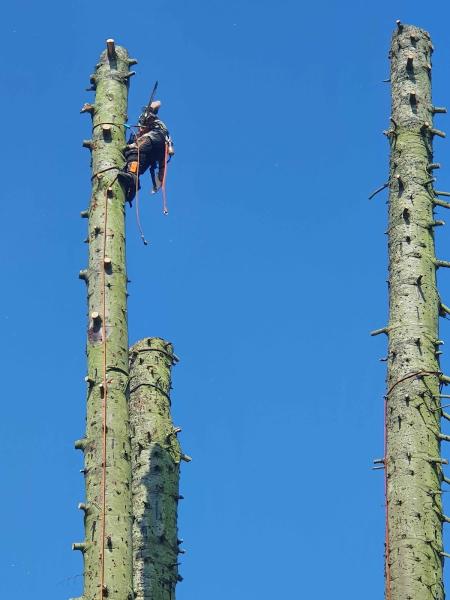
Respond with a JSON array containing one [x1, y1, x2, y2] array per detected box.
[[118, 94, 174, 205]]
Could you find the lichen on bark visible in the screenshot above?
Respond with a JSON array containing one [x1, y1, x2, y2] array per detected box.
[[76, 42, 133, 600], [383, 23, 445, 600], [129, 338, 183, 600]]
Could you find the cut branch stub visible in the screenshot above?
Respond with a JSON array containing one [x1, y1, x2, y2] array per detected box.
[[434, 198, 450, 209], [80, 103, 95, 115], [436, 259, 450, 269], [106, 38, 116, 59], [371, 327, 389, 337]]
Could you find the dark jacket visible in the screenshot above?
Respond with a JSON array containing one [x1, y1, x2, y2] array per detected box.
[[125, 119, 169, 175]]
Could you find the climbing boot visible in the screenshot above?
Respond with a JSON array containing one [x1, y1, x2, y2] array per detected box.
[[117, 170, 137, 205]]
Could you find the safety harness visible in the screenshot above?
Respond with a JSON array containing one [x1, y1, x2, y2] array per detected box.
[[127, 119, 174, 211]]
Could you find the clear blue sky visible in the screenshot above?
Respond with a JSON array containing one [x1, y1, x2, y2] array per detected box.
[[2, 0, 450, 598]]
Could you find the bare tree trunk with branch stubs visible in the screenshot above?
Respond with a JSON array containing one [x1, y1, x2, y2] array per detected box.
[[129, 337, 188, 600], [74, 39, 136, 600], [374, 21, 450, 600]]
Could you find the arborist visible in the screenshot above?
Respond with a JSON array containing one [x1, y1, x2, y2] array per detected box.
[[118, 83, 174, 207]]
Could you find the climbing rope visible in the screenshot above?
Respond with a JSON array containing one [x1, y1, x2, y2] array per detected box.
[[134, 137, 150, 245], [99, 179, 109, 600], [383, 391, 391, 600], [130, 125, 171, 244], [97, 173, 118, 600], [161, 141, 169, 216]]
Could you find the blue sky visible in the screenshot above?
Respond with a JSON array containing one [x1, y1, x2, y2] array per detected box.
[[2, 0, 450, 598]]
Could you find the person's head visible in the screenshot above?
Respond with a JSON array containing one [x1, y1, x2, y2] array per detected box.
[[138, 103, 160, 128], [150, 100, 161, 114]]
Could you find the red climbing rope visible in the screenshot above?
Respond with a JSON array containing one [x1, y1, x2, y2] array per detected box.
[[99, 179, 111, 600]]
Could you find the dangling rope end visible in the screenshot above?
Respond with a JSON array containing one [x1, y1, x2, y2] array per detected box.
[[161, 142, 169, 216], [134, 142, 151, 246]]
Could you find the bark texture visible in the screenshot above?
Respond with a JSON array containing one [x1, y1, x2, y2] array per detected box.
[[384, 24, 445, 600], [76, 42, 133, 600], [129, 338, 183, 600]]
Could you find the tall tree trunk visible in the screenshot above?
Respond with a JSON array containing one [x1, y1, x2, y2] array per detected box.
[[380, 22, 447, 599], [75, 40, 134, 600], [129, 338, 186, 600]]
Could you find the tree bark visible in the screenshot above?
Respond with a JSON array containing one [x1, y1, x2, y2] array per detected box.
[[76, 41, 133, 600], [129, 338, 183, 600], [384, 23, 445, 600]]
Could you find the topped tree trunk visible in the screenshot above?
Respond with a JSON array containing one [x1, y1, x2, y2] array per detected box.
[[378, 22, 448, 600], [75, 40, 134, 600], [129, 338, 186, 600]]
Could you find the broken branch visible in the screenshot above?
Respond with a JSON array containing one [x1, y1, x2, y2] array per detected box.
[[369, 182, 389, 200]]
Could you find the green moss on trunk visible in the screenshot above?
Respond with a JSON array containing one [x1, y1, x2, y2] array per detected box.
[[129, 338, 183, 600], [385, 23, 444, 600], [77, 43, 133, 600]]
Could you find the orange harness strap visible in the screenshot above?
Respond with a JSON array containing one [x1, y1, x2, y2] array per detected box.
[[128, 161, 138, 174]]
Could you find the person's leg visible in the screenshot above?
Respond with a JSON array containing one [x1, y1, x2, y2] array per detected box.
[[117, 163, 138, 204]]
